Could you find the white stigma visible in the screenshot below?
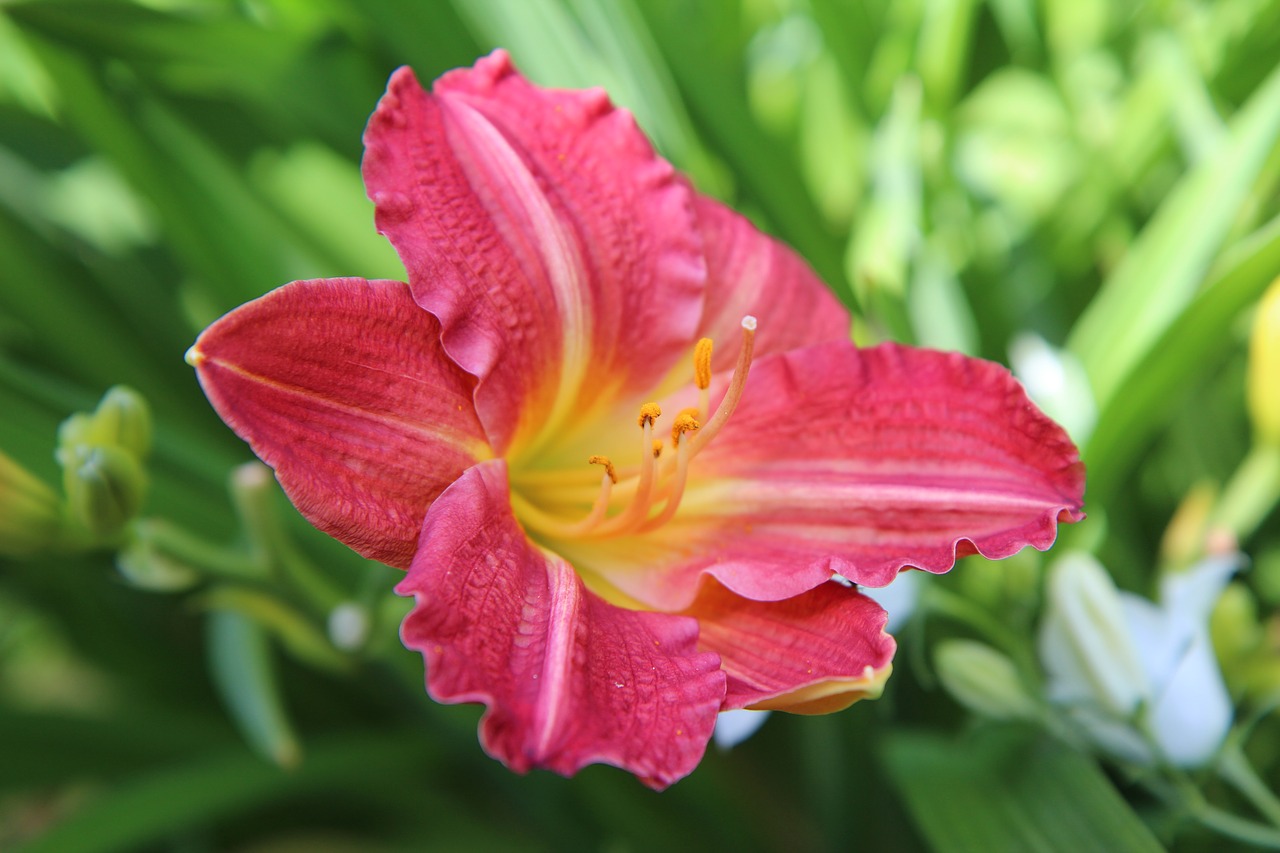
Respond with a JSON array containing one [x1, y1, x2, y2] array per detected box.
[[741, 315, 758, 331]]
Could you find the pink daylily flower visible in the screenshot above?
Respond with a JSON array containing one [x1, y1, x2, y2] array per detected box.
[[188, 51, 1085, 789]]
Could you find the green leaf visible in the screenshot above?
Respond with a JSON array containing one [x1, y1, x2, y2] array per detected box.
[[1067, 59, 1280, 410], [9, 731, 475, 853], [636, 0, 853, 304], [1084, 213, 1280, 502], [881, 725, 1164, 853], [0, 709, 234, 791], [205, 608, 301, 769]]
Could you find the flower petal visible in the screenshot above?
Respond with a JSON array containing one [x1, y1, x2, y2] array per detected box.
[[1040, 553, 1146, 717], [1146, 629, 1232, 767], [362, 52, 706, 459], [188, 277, 488, 569], [397, 459, 726, 790], [560, 341, 1084, 609], [686, 579, 895, 713], [693, 195, 851, 369]]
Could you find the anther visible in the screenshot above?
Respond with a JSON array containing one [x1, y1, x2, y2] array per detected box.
[[671, 408, 701, 446], [637, 402, 662, 427], [651, 440, 663, 459], [694, 337, 713, 416], [588, 455, 617, 484], [694, 338, 713, 390]]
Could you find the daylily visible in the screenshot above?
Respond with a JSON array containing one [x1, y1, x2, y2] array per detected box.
[[188, 51, 1085, 789]]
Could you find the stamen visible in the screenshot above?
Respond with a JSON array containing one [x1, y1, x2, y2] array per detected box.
[[671, 408, 701, 446], [589, 407, 662, 535], [687, 316, 756, 459], [640, 431, 694, 532], [588, 455, 617, 484], [651, 440, 663, 458], [637, 402, 662, 427], [513, 464, 614, 538]]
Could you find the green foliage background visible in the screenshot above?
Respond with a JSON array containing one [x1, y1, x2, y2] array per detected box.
[[1, 0, 1279, 850]]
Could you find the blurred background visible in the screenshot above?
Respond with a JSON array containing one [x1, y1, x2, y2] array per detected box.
[[2, 0, 1279, 850]]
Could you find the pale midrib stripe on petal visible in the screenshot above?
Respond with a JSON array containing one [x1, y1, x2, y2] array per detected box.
[[532, 556, 582, 759], [203, 356, 485, 458], [698, 478, 1070, 515], [444, 100, 590, 449]]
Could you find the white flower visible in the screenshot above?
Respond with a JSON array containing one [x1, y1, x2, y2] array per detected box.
[[713, 708, 772, 749], [1039, 551, 1237, 767]]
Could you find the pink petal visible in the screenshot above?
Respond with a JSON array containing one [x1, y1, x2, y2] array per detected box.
[[362, 52, 706, 458], [687, 579, 896, 714], [397, 460, 726, 790], [189, 278, 488, 569], [561, 341, 1084, 610], [693, 195, 851, 370]]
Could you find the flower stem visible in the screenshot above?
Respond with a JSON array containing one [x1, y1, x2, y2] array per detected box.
[[229, 463, 345, 612], [1218, 740, 1280, 828], [1211, 442, 1280, 540], [1192, 802, 1280, 849], [134, 518, 264, 580], [1161, 765, 1280, 849]]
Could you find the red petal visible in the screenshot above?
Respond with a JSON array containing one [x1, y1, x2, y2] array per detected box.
[[693, 195, 850, 369], [398, 460, 726, 790], [687, 579, 896, 714], [561, 341, 1085, 609], [362, 53, 705, 458], [189, 278, 488, 569]]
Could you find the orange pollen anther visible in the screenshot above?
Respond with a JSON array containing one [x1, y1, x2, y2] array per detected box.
[[637, 402, 662, 427], [671, 408, 701, 445], [588, 455, 617, 484], [694, 338, 713, 390], [651, 439, 663, 459]]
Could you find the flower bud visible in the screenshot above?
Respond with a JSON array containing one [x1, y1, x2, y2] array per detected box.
[[0, 450, 61, 557], [58, 385, 152, 460], [62, 445, 146, 539], [1039, 552, 1146, 717], [1248, 276, 1280, 446], [327, 602, 370, 652], [935, 639, 1040, 721]]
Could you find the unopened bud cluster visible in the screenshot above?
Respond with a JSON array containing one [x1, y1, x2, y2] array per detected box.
[[57, 386, 153, 543]]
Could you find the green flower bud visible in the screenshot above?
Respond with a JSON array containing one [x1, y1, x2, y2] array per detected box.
[[935, 639, 1040, 721], [62, 445, 146, 539], [57, 385, 152, 460], [0, 450, 61, 557]]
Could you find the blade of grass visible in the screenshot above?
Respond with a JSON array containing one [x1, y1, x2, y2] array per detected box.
[[1084, 213, 1280, 503], [1067, 59, 1280, 409], [636, 0, 853, 304]]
